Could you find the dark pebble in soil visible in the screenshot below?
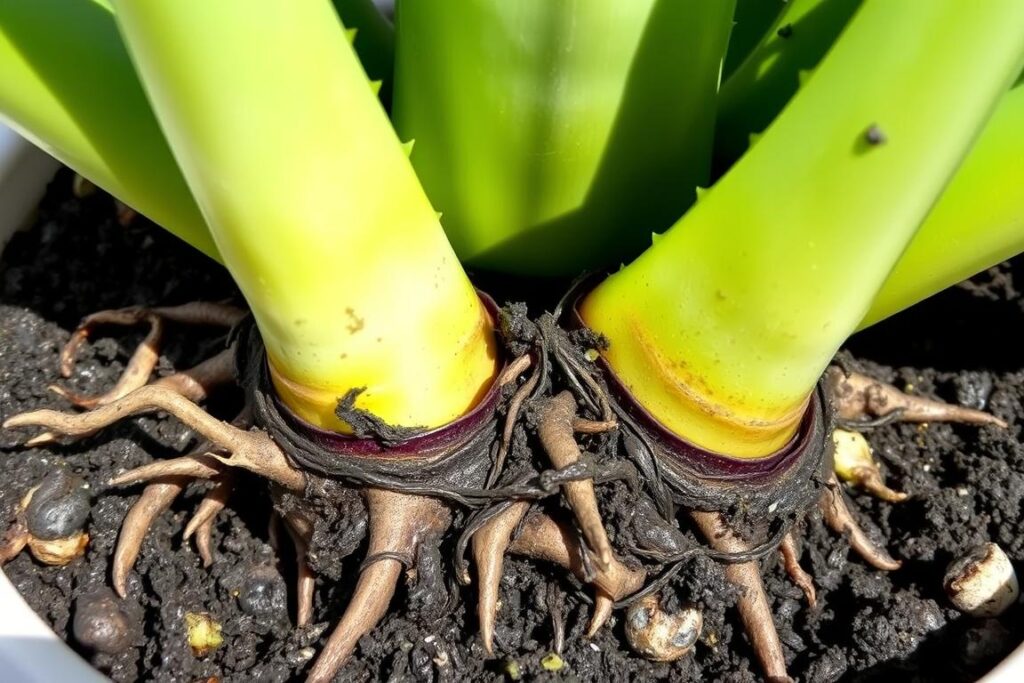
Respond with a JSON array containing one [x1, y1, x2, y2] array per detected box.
[[72, 588, 135, 655], [237, 564, 288, 619], [24, 468, 91, 540], [955, 371, 994, 410], [961, 619, 1013, 666]]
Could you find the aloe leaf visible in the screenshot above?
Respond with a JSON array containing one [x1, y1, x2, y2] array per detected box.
[[862, 74, 1024, 327], [111, 0, 497, 432], [581, 1, 1024, 457], [722, 0, 786, 80], [0, 0, 219, 260], [393, 0, 736, 276], [715, 0, 863, 174], [332, 0, 395, 105]]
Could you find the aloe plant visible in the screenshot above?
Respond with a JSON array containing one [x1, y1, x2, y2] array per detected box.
[[582, 2, 1024, 456], [1, 1, 1023, 681]]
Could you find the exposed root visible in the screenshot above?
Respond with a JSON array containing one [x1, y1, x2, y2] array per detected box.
[[537, 391, 613, 571], [472, 501, 530, 654], [282, 511, 316, 628], [306, 489, 451, 683], [0, 521, 29, 564], [488, 361, 540, 487], [4, 385, 305, 492], [691, 510, 791, 683], [28, 346, 236, 449], [112, 477, 187, 597], [832, 429, 908, 503], [779, 532, 816, 608], [149, 348, 236, 403], [108, 452, 224, 487], [819, 475, 901, 571], [508, 510, 645, 637], [60, 301, 243, 376], [572, 417, 618, 434], [183, 471, 236, 567], [52, 312, 163, 408], [496, 353, 533, 387], [828, 367, 1006, 428]]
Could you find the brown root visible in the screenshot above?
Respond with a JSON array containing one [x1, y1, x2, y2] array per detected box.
[[827, 367, 1006, 428], [149, 347, 236, 403], [472, 501, 530, 654], [572, 417, 618, 434], [508, 510, 645, 636], [183, 472, 236, 567], [779, 532, 816, 609], [283, 511, 316, 628], [537, 391, 614, 571], [108, 452, 224, 487], [53, 302, 243, 423], [691, 510, 791, 683], [112, 477, 187, 597], [306, 489, 451, 683], [0, 521, 29, 564], [51, 313, 163, 408], [488, 360, 540, 487], [4, 385, 305, 492], [819, 474, 901, 571]]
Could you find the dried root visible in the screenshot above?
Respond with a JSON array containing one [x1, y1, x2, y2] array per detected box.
[[819, 474, 901, 571], [827, 367, 1006, 428], [507, 510, 645, 637], [537, 391, 614, 571], [32, 302, 244, 447], [691, 510, 791, 683], [779, 532, 816, 609], [305, 489, 450, 683], [281, 510, 317, 628]]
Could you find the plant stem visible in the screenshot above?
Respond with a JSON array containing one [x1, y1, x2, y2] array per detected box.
[[112, 0, 497, 432], [581, 1, 1024, 457], [0, 0, 218, 260], [392, 0, 736, 276]]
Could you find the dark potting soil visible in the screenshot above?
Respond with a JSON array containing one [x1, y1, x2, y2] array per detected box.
[[2, 172, 1023, 682]]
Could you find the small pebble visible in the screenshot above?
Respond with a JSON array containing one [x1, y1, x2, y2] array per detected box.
[[625, 597, 702, 662], [72, 588, 134, 654], [540, 652, 564, 672], [955, 372, 993, 411], [237, 565, 287, 619], [502, 659, 522, 680], [184, 612, 223, 657], [24, 469, 90, 540], [961, 619, 1011, 665], [945, 543, 1019, 617], [285, 647, 316, 666]]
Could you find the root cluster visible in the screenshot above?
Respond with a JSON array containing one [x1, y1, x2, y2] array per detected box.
[[2, 299, 1008, 682]]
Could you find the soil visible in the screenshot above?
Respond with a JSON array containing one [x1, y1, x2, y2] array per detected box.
[[2, 172, 1023, 682]]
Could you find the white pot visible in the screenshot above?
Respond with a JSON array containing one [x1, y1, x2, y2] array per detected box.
[[2, 123, 1023, 682], [0, 123, 103, 681]]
